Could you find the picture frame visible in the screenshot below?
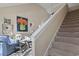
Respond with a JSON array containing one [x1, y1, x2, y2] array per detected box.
[[17, 16, 28, 32]]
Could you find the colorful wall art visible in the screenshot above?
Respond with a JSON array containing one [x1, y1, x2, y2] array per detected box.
[[17, 16, 28, 32]]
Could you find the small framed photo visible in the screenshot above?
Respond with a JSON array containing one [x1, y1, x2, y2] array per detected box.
[[17, 16, 28, 32]]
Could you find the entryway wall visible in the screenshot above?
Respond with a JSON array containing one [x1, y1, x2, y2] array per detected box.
[[0, 3, 49, 35]]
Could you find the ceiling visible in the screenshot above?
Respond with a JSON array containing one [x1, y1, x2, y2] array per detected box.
[[0, 3, 79, 8], [0, 3, 79, 12], [0, 3, 24, 8]]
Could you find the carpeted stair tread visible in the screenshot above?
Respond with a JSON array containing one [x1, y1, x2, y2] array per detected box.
[[48, 48, 74, 56], [53, 42, 79, 55]]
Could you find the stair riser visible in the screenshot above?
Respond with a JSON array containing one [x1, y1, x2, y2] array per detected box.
[[53, 42, 79, 54], [65, 13, 79, 19], [62, 23, 79, 26], [65, 16, 79, 20], [62, 21, 79, 25], [61, 24, 79, 27], [63, 19, 79, 24], [61, 25, 79, 28], [55, 37, 79, 45], [66, 12, 79, 18], [57, 32, 79, 37], [63, 17, 79, 21], [48, 48, 74, 56], [67, 11, 79, 16], [59, 27, 79, 32]]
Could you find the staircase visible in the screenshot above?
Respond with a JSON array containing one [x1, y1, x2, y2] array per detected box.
[[48, 9, 79, 56]]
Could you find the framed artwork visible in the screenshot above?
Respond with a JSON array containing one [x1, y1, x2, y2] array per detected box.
[[2, 23, 13, 35], [2, 18, 13, 35], [4, 18, 11, 24], [17, 16, 28, 32]]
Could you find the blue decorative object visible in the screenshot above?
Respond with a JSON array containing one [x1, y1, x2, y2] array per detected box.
[[0, 35, 19, 56]]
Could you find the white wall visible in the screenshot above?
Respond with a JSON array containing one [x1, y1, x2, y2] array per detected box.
[[0, 4, 49, 35], [39, 3, 79, 12], [67, 3, 79, 11], [39, 3, 62, 14]]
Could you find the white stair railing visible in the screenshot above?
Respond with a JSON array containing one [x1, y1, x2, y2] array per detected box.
[[31, 4, 67, 56]]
